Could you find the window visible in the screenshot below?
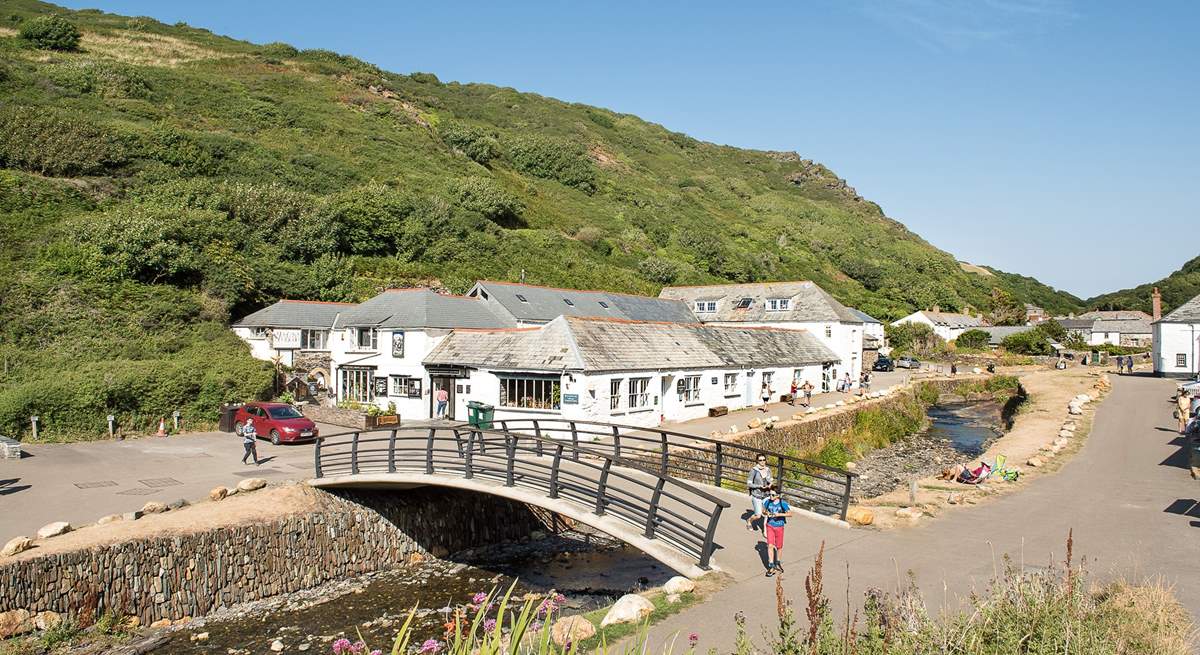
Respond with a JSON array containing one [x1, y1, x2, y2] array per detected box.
[[1177, 353, 1187, 368], [628, 377, 651, 409], [793, 369, 803, 381], [694, 301, 717, 313], [610, 378, 622, 411], [761, 372, 774, 393], [766, 298, 791, 311], [724, 373, 738, 395], [391, 331, 405, 358], [391, 376, 421, 398], [563, 298, 575, 306], [267, 406, 303, 419], [499, 375, 561, 409], [516, 294, 528, 303], [300, 329, 327, 350], [824, 326, 832, 338], [355, 327, 378, 350], [678, 375, 701, 404], [734, 298, 753, 310], [598, 301, 610, 308], [340, 368, 374, 403], [250, 327, 267, 338]]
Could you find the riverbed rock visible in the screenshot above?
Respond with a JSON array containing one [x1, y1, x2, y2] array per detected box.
[[210, 486, 229, 501], [895, 507, 923, 521], [36, 521, 72, 539], [143, 501, 168, 514], [149, 619, 171, 629], [1027, 457, 1045, 468], [1067, 404, 1082, 415], [551, 615, 596, 646], [1, 536, 32, 557], [34, 611, 62, 631], [192, 632, 210, 642], [947, 493, 962, 505], [97, 514, 123, 525], [271, 639, 285, 652], [792, 413, 806, 421], [663, 576, 696, 595], [238, 478, 268, 492], [600, 594, 654, 628], [123, 510, 143, 521], [845, 507, 874, 526], [747, 418, 762, 429], [0, 609, 33, 638]]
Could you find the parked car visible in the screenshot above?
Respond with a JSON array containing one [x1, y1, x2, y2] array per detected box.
[[895, 356, 921, 369], [233, 402, 318, 445], [872, 357, 895, 372]]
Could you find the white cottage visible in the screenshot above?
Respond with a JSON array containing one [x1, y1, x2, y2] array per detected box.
[[231, 299, 354, 392], [1153, 290, 1200, 378], [423, 316, 841, 428], [890, 310, 988, 342], [467, 280, 697, 326], [658, 281, 862, 391]]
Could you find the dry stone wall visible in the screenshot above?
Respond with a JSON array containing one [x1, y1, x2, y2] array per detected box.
[[0, 488, 545, 625]]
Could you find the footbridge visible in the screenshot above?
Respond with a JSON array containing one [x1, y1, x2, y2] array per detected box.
[[308, 420, 855, 577]]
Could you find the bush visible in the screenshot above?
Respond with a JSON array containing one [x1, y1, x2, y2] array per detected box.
[[0, 106, 127, 176], [504, 134, 596, 193], [1002, 328, 1054, 355], [438, 122, 500, 165], [409, 71, 440, 84], [637, 255, 681, 284], [448, 176, 523, 224], [46, 60, 151, 99], [260, 41, 298, 59], [955, 328, 990, 350], [18, 15, 81, 51], [885, 321, 946, 356]]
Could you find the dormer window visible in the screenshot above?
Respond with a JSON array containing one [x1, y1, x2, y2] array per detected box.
[[766, 298, 791, 311], [516, 294, 528, 303], [563, 298, 575, 306], [694, 301, 717, 313], [734, 298, 753, 310]]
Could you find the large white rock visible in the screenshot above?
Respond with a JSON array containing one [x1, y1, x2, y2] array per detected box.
[[662, 576, 695, 595], [600, 594, 655, 628], [238, 478, 267, 492], [36, 522, 72, 539], [1, 536, 32, 557], [550, 615, 596, 647], [0, 609, 33, 638]]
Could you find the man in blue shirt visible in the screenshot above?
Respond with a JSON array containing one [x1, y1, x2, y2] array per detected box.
[[763, 486, 791, 577]]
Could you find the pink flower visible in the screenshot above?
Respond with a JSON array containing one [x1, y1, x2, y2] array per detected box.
[[554, 593, 567, 605], [483, 618, 497, 634], [332, 638, 352, 655], [418, 639, 442, 654], [370, 651, 382, 655], [350, 642, 366, 654], [688, 632, 699, 646], [471, 592, 488, 605]]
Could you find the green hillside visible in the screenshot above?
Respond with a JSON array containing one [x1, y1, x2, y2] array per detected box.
[[0, 1, 1081, 439], [1086, 256, 1200, 315]]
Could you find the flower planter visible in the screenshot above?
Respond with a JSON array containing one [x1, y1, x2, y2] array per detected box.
[[366, 414, 401, 429]]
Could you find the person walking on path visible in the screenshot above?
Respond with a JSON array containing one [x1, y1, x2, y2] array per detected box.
[[860, 371, 872, 396], [840, 372, 852, 393], [745, 456, 773, 534], [1178, 389, 1191, 434], [435, 387, 449, 419], [759, 382, 773, 412], [789, 380, 799, 406], [800, 380, 814, 407], [240, 418, 260, 466], [762, 486, 792, 577]]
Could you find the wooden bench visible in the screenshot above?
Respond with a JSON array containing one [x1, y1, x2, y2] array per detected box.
[[708, 406, 729, 417]]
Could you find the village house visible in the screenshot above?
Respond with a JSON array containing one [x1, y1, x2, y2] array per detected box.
[[1056, 318, 1095, 343], [231, 299, 354, 394], [1025, 304, 1049, 324], [422, 316, 841, 427], [847, 307, 885, 364], [890, 309, 989, 342], [1151, 288, 1200, 377], [658, 281, 864, 391], [467, 280, 696, 326]]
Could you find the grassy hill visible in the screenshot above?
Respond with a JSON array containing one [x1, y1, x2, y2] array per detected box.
[[1085, 256, 1200, 315], [0, 1, 1081, 439]]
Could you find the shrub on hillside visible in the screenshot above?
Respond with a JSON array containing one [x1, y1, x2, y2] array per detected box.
[[438, 122, 500, 165], [955, 328, 991, 350], [637, 255, 681, 284], [409, 71, 439, 84], [259, 41, 298, 59], [447, 176, 523, 225], [46, 60, 151, 99], [0, 106, 127, 176], [18, 15, 81, 51], [504, 134, 596, 193]]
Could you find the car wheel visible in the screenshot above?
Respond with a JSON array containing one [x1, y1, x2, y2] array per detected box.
[[234, 421, 244, 435], [270, 430, 281, 446]]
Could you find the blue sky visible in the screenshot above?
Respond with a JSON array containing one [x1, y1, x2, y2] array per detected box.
[[58, 0, 1199, 298]]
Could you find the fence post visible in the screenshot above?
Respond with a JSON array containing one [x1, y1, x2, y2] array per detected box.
[[659, 431, 669, 474], [350, 432, 360, 475], [314, 438, 323, 478], [464, 430, 475, 479], [505, 434, 516, 487], [612, 424, 621, 459], [593, 459, 612, 516], [643, 477, 666, 538], [425, 428, 436, 474], [387, 429, 397, 473], [569, 422, 580, 461], [698, 504, 725, 570], [840, 472, 853, 521], [775, 454, 785, 485], [549, 443, 564, 499], [714, 443, 724, 487]]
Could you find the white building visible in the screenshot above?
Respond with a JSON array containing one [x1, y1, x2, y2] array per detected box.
[[891, 310, 988, 342], [658, 281, 863, 391], [1154, 292, 1200, 378], [329, 289, 515, 420], [467, 280, 696, 326], [423, 316, 841, 427], [1089, 319, 1152, 347], [231, 299, 354, 391]]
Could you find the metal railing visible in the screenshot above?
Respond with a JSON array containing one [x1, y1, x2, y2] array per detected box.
[[490, 418, 857, 521], [313, 427, 730, 570]]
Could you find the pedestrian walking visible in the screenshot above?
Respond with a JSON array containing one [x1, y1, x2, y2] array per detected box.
[[801, 380, 814, 407], [841, 372, 852, 393], [435, 387, 449, 419], [950, 362, 958, 376], [759, 382, 772, 412], [762, 485, 791, 577], [240, 418, 260, 466], [861, 371, 872, 395], [1178, 389, 1191, 434], [789, 380, 798, 406], [745, 455, 773, 534]]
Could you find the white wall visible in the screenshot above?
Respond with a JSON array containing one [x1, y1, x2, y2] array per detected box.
[[1154, 323, 1200, 377], [232, 327, 297, 366], [1088, 330, 1119, 346], [328, 327, 453, 419], [701, 320, 859, 384]]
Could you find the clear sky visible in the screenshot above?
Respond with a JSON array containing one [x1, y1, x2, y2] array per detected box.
[[57, 0, 1199, 299]]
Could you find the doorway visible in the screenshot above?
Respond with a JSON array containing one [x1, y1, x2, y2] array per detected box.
[[431, 376, 456, 420]]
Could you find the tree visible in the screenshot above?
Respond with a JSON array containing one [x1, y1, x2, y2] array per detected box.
[[955, 329, 990, 350], [886, 322, 945, 355], [988, 287, 1026, 326], [19, 15, 82, 51], [1036, 318, 1067, 342], [1001, 329, 1054, 356]]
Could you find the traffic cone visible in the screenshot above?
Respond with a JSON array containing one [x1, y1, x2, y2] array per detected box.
[[156, 417, 167, 437]]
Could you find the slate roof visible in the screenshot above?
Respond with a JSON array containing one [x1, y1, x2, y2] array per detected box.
[[1158, 294, 1200, 324], [337, 289, 515, 329], [979, 326, 1035, 346], [424, 316, 841, 373], [1055, 318, 1095, 331], [1078, 310, 1152, 321], [658, 281, 863, 323], [915, 311, 988, 329], [846, 307, 882, 324], [233, 300, 355, 329], [1093, 319, 1152, 335], [469, 281, 697, 324]]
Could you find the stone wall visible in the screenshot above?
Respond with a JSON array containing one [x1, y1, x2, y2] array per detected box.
[[0, 488, 546, 625], [302, 404, 370, 429]]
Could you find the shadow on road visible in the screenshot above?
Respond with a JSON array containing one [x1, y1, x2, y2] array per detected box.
[[0, 478, 30, 496], [1160, 437, 1193, 469], [1163, 499, 1200, 527]]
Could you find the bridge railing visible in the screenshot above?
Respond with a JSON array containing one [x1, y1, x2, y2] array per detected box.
[[312, 427, 730, 570], [491, 418, 856, 521]]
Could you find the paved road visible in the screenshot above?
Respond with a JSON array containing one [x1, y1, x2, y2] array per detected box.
[[643, 374, 1200, 652]]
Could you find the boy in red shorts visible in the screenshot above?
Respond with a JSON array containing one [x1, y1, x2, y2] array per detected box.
[[763, 485, 791, 577]]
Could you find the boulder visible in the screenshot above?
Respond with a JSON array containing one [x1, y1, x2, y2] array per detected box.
[[662, 576, 696, 595], [149, 619, 171, 628], [551, 615, 596, 647], [237, 478, 267, 492], [1054, 437, 1069, 447], [122, 511, 143, 521], [97, 514, 123, 525], [806, 408, 816, 414], [600, 594, 654, 628], [1067, 404, 1082, 416], [34, 611, 62, 631], [845, 506, 874, 526], [835, 400, 846, 407], [791, 413, 806, 421], [167, 498, 188, 510], [0, 609, 33, 638], [1, 536, 32, 557], [210, 486, 229, 502], [142, 501, 168, 514], [747, 418, 763, 429], [845, 461, 857, 471], [36, 521, 72, 539], [271, 639, 285, 652], [895, 507, 923, 521], [1027, 457, 1045, 468], [947, 493, 962, 505], [192, 632, 210, 642]]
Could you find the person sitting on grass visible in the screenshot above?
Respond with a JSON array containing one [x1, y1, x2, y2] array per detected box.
[[762, 485, 791, 577], [938, 461, 992, 485]]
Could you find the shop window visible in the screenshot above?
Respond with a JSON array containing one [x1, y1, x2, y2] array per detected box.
[[499, 376, 561, 409]]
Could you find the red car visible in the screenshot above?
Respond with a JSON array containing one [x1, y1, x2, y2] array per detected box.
[[233, 402, 318, 445]]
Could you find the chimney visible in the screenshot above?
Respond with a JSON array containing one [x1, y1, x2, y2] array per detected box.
[[1152, 287, 1162, 321]]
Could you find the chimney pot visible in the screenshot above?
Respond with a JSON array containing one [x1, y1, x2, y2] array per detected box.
[[1152, 287, 1162, 321]]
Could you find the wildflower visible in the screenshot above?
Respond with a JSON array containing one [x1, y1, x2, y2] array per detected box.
[[418, 639, 442, 654], [350, 642, 366, 654], [688, 632, 699, 646], [332, 638, 353, 655], [530, 620, 543, 633], [370, 651, 382, 655], [471, 592, 489, 605], [483, 618, 497, 634], [554, 593, 567, 606]]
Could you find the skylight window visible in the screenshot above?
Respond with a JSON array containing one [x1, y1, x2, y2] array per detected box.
[[734, 298, 753, 310], [564, 298, 575, 306], [516, 294, 528, 303], [598, 301, 610, 308]]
